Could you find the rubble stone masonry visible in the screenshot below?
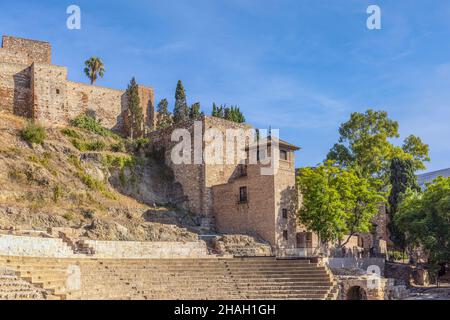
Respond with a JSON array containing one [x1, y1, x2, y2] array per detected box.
[[0, 35, 154, 133]]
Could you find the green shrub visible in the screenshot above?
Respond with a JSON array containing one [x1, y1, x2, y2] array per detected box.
[[68, 155, 83, 170], [126, 138, 150, 153], [21, 122, 46, 145], [61, 128, 83, 140], [63, 212, 74, 221], [81, 209, 95, 220], [71, 139, 106, 152], [110, 141, 126, 153], [79, 172, 105, 191], [71, 114, 119, 139]]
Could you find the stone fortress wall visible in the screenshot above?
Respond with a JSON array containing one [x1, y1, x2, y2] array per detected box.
[[0, 35, 155, 133]]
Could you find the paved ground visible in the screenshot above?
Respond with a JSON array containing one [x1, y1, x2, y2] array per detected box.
[[404, 285, 450, 300]]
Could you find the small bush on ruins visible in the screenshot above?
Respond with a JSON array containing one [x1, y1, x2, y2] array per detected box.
[[71, 113, 119, 139], [20, 122, 46, 145]]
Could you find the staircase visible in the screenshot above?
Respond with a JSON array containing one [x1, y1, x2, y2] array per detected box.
[[0, 256, 336, 300], [0, 267, 52, 300]]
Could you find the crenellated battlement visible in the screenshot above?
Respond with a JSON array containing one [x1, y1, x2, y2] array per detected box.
[[0, 35, 155, 134]]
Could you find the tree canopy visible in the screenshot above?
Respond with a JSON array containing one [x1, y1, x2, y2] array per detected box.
[[395, 177, 450, 273], [326, 109, 430, 184], [297, 161, 385, 246]]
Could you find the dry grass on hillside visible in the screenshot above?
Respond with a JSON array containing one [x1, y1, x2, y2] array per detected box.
[[0, 112, 198, 242]]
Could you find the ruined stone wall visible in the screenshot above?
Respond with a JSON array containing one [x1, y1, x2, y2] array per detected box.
[[0, 35, 155, 133], [2, 36, 51, 64], [147, 116, 251, 218], [31, 63, 68, 125], [147, 119, 205, 215], [65, 81, 127, 130], [0, 58, 32, 117]]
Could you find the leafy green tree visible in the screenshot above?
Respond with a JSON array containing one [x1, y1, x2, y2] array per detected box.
[[297, 161, 385, 246], [402, 135, 431, 171], [173, 80, 189, 123], [327, 109, 430, 184], [395, 177, 450, 277], [388, 158, 421, 250], [156, 99, 173, 130], [126, 77, 143, 139], [84, 56, 105, 85], [189, 102, 203, 120]]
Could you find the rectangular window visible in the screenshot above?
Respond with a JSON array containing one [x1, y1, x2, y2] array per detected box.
[[280, 150, 288, 161], [283, 230, 288, 241], [239, 187, 248, 204], [282, 209, 288, 219]]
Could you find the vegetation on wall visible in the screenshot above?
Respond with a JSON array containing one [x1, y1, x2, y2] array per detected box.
[[71, 113, 119, 139], [212, 103, 246, 123]]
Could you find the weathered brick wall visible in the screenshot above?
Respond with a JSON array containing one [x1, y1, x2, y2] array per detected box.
[[65, 81, 127, 130], [147, 116, 252, 217], [31, 63, 68, 125], [148, 119, 205, 214], [2, 36, 51, 64], [0, 60, 32, 116]]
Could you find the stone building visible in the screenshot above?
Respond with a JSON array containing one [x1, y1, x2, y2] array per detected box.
[[0, 35, 155, 134], [148, 117, 301, 252]]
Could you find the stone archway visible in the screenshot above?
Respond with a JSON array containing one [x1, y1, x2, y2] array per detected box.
[[347, 286, 368, 300]]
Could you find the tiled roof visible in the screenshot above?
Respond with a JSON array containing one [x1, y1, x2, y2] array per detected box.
[[417, 168, 450, 188]]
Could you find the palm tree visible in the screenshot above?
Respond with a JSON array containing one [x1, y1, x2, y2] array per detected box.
[[84, 56, 105, 85]]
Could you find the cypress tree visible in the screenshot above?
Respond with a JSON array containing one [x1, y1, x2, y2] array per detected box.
[[388, 157, 421, 250], [173, 80, 189, 123], [156, 98, 173, 130], [126, 77, 143, 139], [189, 102, 203, 120]]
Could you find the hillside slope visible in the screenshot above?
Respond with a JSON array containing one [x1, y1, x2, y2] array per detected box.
[[0, 112, 197, 242]]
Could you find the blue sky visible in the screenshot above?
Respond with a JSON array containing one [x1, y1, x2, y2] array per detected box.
[[1, 0, 449, 172]]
